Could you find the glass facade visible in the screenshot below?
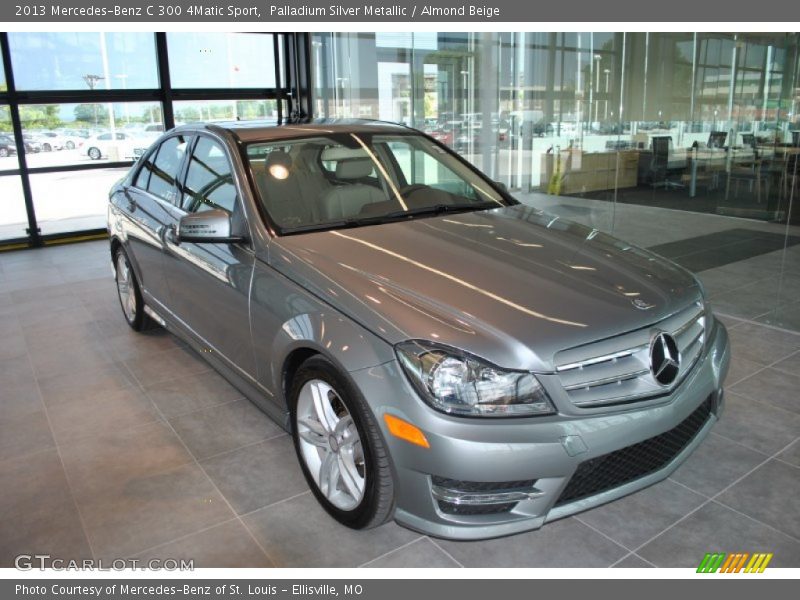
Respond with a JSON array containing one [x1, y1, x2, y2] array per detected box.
[[313, 32, 800, 332], [0, 32, 302, 244]]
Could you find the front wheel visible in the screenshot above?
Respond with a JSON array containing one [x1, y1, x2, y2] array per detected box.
[[66, 141, 75, 150], [88, 147, 101, 160], [290, 356, 394, 529], [0, 148, 8, 158]]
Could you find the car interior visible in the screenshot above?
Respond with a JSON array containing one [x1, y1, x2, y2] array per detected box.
[[248, 136, 495, 230]]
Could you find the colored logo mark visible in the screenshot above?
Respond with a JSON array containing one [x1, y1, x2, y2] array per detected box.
[[697, 552, 773, 573]]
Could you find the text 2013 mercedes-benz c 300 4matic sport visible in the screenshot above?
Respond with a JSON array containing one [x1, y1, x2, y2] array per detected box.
[[108, 119, 730, 540]]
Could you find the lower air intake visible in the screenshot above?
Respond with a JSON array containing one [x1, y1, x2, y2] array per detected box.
[[555, 396, 713, 507]]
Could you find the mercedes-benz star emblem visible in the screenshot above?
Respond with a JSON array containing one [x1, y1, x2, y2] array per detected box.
[[650, 332, 680, 385]]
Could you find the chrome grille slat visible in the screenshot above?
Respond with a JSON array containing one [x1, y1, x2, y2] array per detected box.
[[563, 368, 651, 391], [554, 302, 706, 409]]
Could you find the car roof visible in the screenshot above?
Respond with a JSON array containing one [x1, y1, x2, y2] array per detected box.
[[171, 118, 416, 144]]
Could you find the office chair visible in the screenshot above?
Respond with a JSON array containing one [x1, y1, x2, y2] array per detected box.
[[708, 131, 728, 149], [650, 136, 684, 189], [728, 144, 767, 203]]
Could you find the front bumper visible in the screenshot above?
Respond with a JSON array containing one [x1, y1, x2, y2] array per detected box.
[[351, 319, 730, 540]]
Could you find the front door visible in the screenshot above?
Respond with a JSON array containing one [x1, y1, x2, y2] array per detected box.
[[161, 135, 258, 378]]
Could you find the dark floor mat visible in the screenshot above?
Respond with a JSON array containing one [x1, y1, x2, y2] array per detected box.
[[647, 228, 800, 272]]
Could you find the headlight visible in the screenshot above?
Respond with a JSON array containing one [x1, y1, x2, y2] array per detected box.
[[395, 340, 555, 417]]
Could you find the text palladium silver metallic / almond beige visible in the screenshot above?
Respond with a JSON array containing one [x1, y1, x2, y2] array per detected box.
[[107, 119, 730, 540]]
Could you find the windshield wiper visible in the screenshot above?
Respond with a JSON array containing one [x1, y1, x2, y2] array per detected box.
[[280, 202, 501, 235], [379, 201, 501, 221]]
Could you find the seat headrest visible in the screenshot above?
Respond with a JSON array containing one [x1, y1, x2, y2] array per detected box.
[[336, 158, 373, 180]]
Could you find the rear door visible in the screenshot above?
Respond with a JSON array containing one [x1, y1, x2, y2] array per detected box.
[[121, 134, 192, 312], [161, 134, 258, 378]]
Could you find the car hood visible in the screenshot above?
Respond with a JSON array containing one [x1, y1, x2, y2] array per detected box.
[[271, 204, 700, 372]]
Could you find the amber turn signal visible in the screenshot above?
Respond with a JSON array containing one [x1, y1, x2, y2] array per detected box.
[[383, 414, 430, 448]]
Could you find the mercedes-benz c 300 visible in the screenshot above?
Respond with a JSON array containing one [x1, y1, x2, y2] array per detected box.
[[108, 120, 730, 539]]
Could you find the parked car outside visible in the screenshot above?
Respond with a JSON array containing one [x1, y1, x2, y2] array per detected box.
[[0, 134, 17, 157], [86, 131, 148, 160], [108, 119, 730, 540], [22, 135, 42, 153]]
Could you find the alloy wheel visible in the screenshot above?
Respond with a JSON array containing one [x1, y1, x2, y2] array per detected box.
[[295, 379, 366, 511], [115, 253, 137, 323]]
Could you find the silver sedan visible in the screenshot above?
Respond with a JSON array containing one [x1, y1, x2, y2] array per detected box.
[[108, 120, 730, 539]]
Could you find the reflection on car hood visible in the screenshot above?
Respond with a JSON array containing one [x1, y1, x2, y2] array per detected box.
[[272, 204, 700, 372]]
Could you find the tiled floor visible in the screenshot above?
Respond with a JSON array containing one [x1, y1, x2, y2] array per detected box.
[[1, 240, 800, 568]]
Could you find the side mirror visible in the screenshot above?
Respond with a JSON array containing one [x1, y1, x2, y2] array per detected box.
[[177, 208, 244, 244], [494, 181, 509, 193]]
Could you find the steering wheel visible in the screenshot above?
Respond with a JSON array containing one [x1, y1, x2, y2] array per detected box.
[[398, 183, 429, 197]]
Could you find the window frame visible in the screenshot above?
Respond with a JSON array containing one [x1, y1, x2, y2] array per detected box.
[[0, 31, 311, 248]]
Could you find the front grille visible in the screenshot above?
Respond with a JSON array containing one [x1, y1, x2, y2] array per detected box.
[[554, 301, 706, 408], [554, 396, 713, 507]]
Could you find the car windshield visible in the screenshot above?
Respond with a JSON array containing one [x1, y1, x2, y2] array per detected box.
[[245, 133, 513, 233]]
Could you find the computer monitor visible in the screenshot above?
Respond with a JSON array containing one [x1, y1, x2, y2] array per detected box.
[[651, 135, 672, 151], [792, 131, 800, 147], [742, 133, 756, 148], [708, 131, 727, 149]]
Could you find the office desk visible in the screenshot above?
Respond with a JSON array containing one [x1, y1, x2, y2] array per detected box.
[[670, 148, 756, 197]]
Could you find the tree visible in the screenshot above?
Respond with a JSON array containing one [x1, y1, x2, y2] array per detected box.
[[74, 103, 109, 127]]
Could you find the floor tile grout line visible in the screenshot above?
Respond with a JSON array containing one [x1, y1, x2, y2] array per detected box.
[[725, 343, 800, 393], [129, 516, 241, 560], [121, 361, 281, 568], [356, 536, 426, 568], [705, 431, 772, 459], [716, 311, 800, 338], [725, 389, 800, 420], [157, 394, 246, 422], [572, 515, 638, 559], [425, 537, 465, 568], [774, 456, 800, 470], [709, 497, 800, 545], [623, 436, 800, 561], [0, 443, 59, 467], [195, 431, 290, 464], [608, 551, 658, 569], [236, 490, 312, 520], [728, 307, 800, 335], [21, 345, 99, 562], [667, 474, 800, 544]]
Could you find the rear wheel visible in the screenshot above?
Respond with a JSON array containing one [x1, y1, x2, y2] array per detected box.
[[42, 143, 52, 152], [114, 247, 153, 332], [88, 147, 101, 160], [290, 355, 394, 529], [0, 148, 8, 158], [66, 141, 75, 150]]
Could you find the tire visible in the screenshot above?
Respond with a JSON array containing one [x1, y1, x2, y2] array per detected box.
[[290, 355, 394, 529], [66, 141, 75, 150], [113, 246, 154, 332], [43, 143, 52, 152], [0, 148, 8, 158], [88, 147, 101, 160]]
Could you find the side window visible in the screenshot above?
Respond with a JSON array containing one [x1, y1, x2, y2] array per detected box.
[[181, 137, 237, 213], [133, 148, 156, 189], [98, 133, 112, 141], [146, 135, 190, 203]]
